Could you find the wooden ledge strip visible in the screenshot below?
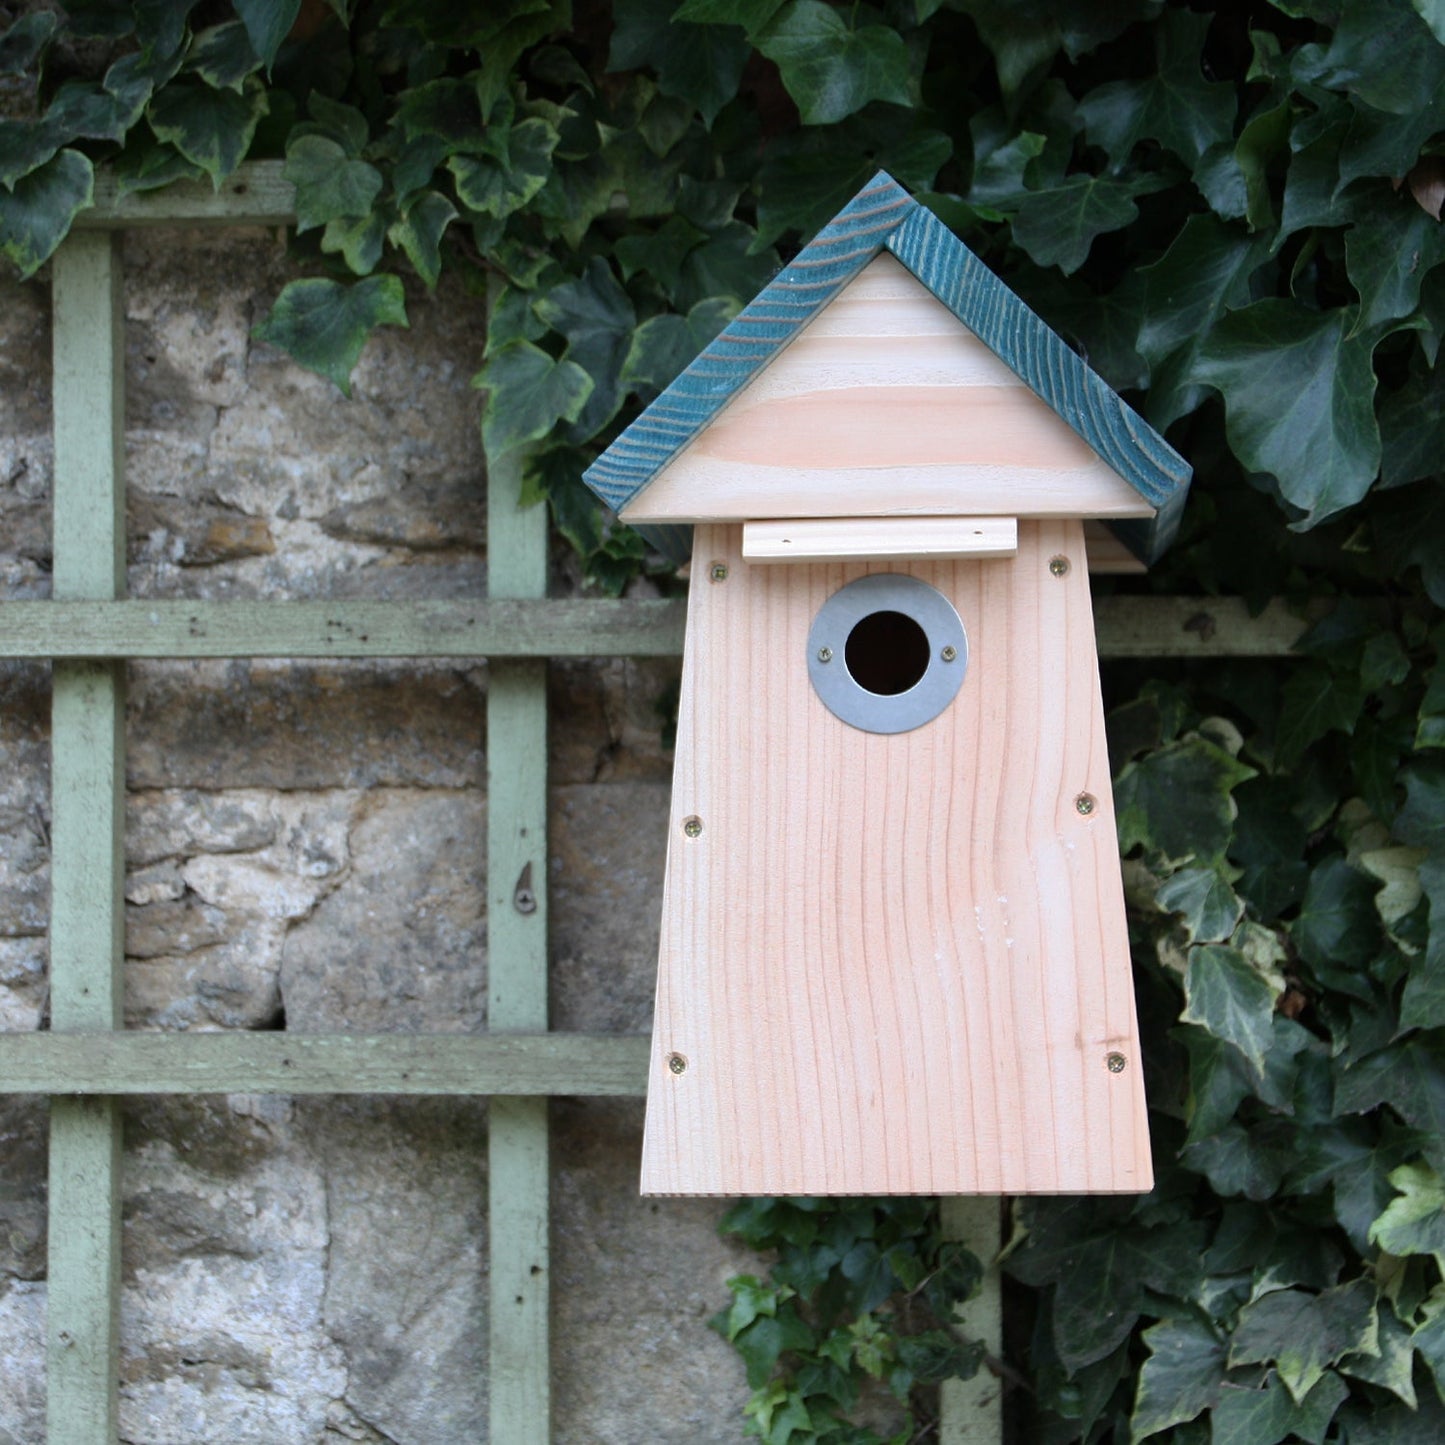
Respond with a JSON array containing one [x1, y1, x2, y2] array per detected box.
[[742, 515, 1018, 563], [0, 1032, 650, 1097]]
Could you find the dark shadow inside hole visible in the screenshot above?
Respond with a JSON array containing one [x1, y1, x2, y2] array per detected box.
[[845, 610, 931, 696]]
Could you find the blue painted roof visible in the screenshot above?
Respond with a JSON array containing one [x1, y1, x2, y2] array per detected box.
[[583, 172, 1190, 566]]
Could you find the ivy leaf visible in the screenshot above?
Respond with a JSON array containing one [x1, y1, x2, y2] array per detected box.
[[621, 297, 740, 395], [284, 134, 383, 233], [1157, 867, 1244, 944], [1275, 660, 1366, 769], [1115, 736, 1257, 869], [610, 0, 750, 125], [449, 118, 559, 219], [733, 1305, 815, 1389], [1375, 480, 1445, 607], [112, 141, 205, 196], [1184, 1119, 1294, 1200], [1397, 760, 1445, 853], [1342, 1306, 1417, 1409], [756, 0, 913, 126], [1293, 856, 1382, 991], [1336, 1038, 1445, 1173], [0, 148, 94, 279], [234, 0, 302, 69], [291, 93, 370, 156], [755, 108, 949, 247], [1194, 301, 1381, 528], [534, 257, 637, 438], [1077, 8, 1235, 169], [1179, 1027, 1254, 1141], [1402, 856, 1445, 1028], [1011, 173, 1164, 275], [1009, 1206, 1210, 1371], [1345, 190, 1445, 333], [0, 11, 60, 77], [1230, 1281, 1379, 1404], [321, 209, 387, 275], [1130, 1316, 1226, 1439], [1303, 0, 1445, 116], [1137, 214, 1268, 428], [474, 340, 593, 459], [674, 0, 786, 33], [1211, 1371, 1349, 1445], [387, 191, 457, 289], [394, 78, 487, 152], [253, 275, 408, 397], [146, 81, 268, 186], [45, 72, 153, 144], [0, 119, 63, 190], [1181, 945, 1279, 1074], [186, 22, 262, 91], [1368, 1162, 1445, 1259]]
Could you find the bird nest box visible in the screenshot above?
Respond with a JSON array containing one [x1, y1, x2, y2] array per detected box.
[[584, 174, 1191, 1197]]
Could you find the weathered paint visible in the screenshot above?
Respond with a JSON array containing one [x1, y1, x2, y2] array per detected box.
[[485, 352, 552, 1443], [583, 171, 1190, 565], [0, 1032, 650, 1095], [47, 231, 126, 1445]]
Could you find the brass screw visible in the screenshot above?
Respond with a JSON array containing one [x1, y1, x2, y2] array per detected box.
[[710, 562, 729, 582], [1106, 1052, 1127, 1074], [941, 644, 957, 663], [1075, 793, 1096, 816], [817, 646, 833, 663], [683, 816, 703, 838], [1049, 555, 1070, 577], [667, 1052, 687, 1075]]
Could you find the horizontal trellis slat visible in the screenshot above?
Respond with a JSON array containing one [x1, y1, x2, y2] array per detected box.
[[0, 595, 1316, 659], [0, 1032, 649, 1096], [73, 162, 296, 228]]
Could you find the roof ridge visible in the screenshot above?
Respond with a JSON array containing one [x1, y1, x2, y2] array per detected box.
[[582, 172, 1190, 566]]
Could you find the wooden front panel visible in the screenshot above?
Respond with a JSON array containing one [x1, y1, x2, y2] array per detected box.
[[641, 519, 1151, 1195]]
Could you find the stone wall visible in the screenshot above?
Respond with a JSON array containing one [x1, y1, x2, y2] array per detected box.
[[0, 229, 751, 1443]]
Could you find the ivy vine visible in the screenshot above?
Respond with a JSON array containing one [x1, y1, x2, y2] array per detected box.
[[4, 1, 1445, 1440]]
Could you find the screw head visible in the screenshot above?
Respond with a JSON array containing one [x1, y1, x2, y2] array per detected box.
[[941, 644, 958, 663], [709, 562, 729, 582], [1106, 1052, 1127, 1074], [667, 1052, 687, 1075], [817, 645, 833, 663], [682, 815, 703, 838], [1075, 792, 1097, 816], [1049, 555, 1071, 577]]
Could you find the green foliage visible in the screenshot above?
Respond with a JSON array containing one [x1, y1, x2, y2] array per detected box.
[[4, 3, 1445, 1439], [711, 1198, 985, 1440]]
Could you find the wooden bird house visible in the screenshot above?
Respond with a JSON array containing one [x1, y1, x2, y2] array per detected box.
[[583, 174, 1191, 1197]]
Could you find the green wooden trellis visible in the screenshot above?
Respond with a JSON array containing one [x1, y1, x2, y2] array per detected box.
[[0, 164, 1315, 1444]]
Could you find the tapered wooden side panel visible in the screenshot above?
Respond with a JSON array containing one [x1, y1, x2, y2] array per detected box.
[[641, 519, 1150, 1196]]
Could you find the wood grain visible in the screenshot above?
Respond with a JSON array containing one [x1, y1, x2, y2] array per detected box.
[[742, 516, 1018, 564], [641, 520, 1152, 1195], [0, 1033, 648, 1095], [485, 351, 552, 1445], [48, 230, 125, 1445], [74, 161, 295, 228], [621, 256, 1155, 526]]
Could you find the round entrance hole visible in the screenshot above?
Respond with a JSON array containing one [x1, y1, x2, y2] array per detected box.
[[844, 609, 931, 695]]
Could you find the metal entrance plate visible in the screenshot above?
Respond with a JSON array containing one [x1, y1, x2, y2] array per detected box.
[[806, 573, 968, 734]]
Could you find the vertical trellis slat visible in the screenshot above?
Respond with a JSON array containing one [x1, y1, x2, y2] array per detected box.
[[485, 397, 552, 1438], [47, 231, 128, 1443], [940, 1198, 1004, 1442]]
